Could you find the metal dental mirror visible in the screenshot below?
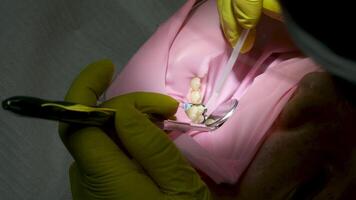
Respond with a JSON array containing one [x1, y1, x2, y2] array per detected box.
[[162, 98, 238, 132]]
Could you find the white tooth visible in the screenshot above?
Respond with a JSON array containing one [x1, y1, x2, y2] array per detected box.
[[190, 77, 201, 91], [190, 90, 202, 104], [189, 114, 197, 122], [185, 105, 206, 124], [194, 115, 205, 124], [186, 106, 198, 120], [205, 118, 216, 125], [196, 105, 205, 115]]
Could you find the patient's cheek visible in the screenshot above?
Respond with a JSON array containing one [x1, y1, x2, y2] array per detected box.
[[232, 72, 356, 199], [278, 72, 356, 154], [278, 72, 339, 129]]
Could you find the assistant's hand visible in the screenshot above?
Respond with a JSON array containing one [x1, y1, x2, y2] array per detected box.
[[58, 60, 212, 200], [217, 0, 282, 50]]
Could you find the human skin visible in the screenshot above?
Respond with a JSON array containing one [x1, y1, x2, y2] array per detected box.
[[205, 72, 356, 199]]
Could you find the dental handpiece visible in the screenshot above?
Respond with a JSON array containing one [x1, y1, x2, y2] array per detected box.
[[2, 96, 116, 126], [2, 96, 235, 132]]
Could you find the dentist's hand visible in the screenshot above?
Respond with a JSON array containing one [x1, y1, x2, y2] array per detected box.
[[217, 0, 282, 50], [59, 60, 212, 200]]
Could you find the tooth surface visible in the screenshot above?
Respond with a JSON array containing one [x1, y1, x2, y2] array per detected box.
[[185, 105, 206, 124], [190, 77, 201, 91], [205, 118, 216, 125], [190, 90, 202, 104]]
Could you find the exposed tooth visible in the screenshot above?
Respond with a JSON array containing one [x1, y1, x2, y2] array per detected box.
[[186, 106, 198, 120], [190, 90, 202, 104], [205, 118, 216, 125], [185, 104, 206, 124], [185, 77, 206, 124], [190, 77, 201, 91], [193, 115, 205, 124]]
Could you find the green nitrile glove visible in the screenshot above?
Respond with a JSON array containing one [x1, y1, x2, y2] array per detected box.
[[217, 0, 282, 51], [59, 60, 212, 200]]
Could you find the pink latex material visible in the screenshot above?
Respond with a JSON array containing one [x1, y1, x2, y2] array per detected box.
[[105, 0, 320, 184]]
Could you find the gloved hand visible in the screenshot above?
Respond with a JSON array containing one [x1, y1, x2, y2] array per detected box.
[[217, 0, 282, 51], [59, 60, 212, 200]]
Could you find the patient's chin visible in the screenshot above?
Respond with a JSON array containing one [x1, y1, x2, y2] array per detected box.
[[204, 72, 356, 199]]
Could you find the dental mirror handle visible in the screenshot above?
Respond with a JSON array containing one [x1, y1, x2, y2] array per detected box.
[[205, 29, 249, 116]]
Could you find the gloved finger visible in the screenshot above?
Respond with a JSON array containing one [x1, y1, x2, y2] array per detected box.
[[242, 28, 256, 53], [263, 0, 282, 21], [67, 127, 161, 199], [69, 162, 89, 200], [58, 61, 148, 177], [67, 126, 143, 176], [232, 0, 261, 52], [232, 0, 263, 29], [59, 59, 114, 146], [217, 0, 256, 51], [102, 93, 209, 196], [69, 161, 161, 200], [64, 59, 114, 106], [217, 0, 243, 46], [60, 61, 163, 198]]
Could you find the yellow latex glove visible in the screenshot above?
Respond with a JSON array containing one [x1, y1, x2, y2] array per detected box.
[[217, 0, 282, 51], [59, 60, 212, 200]]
